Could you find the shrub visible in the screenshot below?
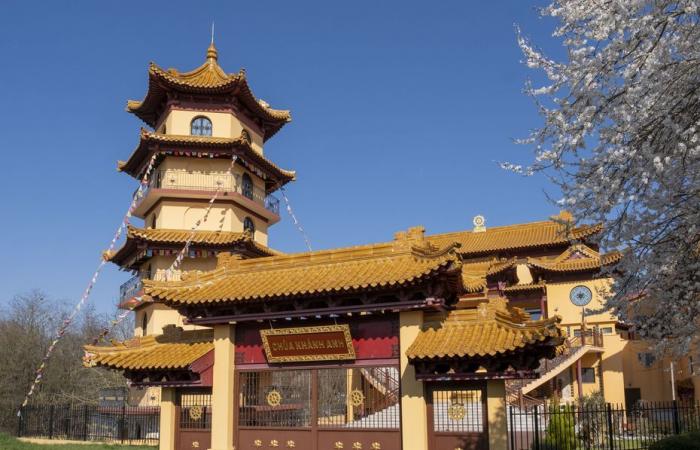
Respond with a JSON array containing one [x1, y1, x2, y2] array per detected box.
[[649, 431, 700, 450], [532, 405, 577, 450]]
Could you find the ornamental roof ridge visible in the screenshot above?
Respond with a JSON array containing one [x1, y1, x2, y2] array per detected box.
[[83, 327, 214, 371], [527, 249, 622, 273], [141, 227, 465, 304], [405, 298, 563, 360], [147, 233, 461, 286], [427, 218, 603, 255]]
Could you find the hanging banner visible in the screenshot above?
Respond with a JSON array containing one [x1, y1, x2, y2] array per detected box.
[[260, 325, 355, 363]]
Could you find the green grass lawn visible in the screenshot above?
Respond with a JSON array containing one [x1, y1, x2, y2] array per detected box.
[[0, 433, 155, 450]]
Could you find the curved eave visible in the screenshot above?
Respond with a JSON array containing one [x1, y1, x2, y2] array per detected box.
[[144, 255, 464, 306], [126, 64, 290, 141], [406, 316, 563, 361], [527, 251, 622, 274], [107, 227, 281, 270], [118, 129, 295, 190]]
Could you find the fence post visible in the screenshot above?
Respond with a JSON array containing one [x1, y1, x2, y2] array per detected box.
[[509, 406, 515, 450], [17, 407, 23, 437], [533, 406, 540, 450], [82, 404, 89, 441], [672, 401, 681, 435], [606, 403, 615, 450], [121, 403, 127, 444]]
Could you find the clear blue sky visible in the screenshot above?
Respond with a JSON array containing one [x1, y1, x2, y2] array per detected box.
[[0, 0, 563, 313]]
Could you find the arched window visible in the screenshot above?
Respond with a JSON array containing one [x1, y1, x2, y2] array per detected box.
[[190, 116, 212, 136], [242, 173, 254, 200], [141, 312, 148, 336], [243, 217, 255, 235]]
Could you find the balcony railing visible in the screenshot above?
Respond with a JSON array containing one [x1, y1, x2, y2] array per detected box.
[[135, 170, 280, 215], [118, 270, 184, 305], [118, 274, 143, 304]]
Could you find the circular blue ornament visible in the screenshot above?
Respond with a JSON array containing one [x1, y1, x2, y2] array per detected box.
[[570, 285, 593, 307]]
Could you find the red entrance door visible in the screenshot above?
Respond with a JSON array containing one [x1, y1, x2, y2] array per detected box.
[[427, 382, 488, 450], [236, 366, 401, 450], [176, 390, 211, 450]]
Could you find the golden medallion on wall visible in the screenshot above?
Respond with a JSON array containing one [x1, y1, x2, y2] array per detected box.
[[188, 405, 203, 421], [266, 389, 282, 407], [286, 440, 296, 448], [447, 403, 466, 421], [370, 443, 381, 450], [350, 389, 365, 407]]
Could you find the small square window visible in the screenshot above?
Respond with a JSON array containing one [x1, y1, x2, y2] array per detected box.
[[581, 368, 596, 383]]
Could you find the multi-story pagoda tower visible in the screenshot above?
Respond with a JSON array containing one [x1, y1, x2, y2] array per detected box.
[[109, 42, 294, 337]]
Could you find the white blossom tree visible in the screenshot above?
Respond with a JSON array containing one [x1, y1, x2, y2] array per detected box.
[[510, 1, 700, 354]]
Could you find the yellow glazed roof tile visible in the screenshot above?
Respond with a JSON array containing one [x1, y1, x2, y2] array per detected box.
[[119, 128, 296, 183], [144, 227, 464, 304], [83, 328, 213, 370], [528, 248, 621, 273], [126, 44, 291, 137], [107, 226, 282, 269], [427, 219, 602, 255], [406, 298, 563, 360]]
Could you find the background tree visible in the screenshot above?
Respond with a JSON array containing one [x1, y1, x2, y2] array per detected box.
[[511, 1, 700, 354], [0, 290, 132, 432]]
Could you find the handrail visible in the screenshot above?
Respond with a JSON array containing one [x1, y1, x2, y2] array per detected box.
[[133, 170, 280, 215]]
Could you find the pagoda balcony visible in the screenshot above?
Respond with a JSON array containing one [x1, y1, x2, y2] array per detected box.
[[132, 170, 281, 223], [118, 274, 143, 308], [117, 270, 183, 308]]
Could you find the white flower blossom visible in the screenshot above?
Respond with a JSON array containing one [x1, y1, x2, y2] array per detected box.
[[511, 0, 700, 355]]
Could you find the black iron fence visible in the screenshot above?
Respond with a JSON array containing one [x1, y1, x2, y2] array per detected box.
[[17, 404, 159, 445], [509, 401, 700, 450]]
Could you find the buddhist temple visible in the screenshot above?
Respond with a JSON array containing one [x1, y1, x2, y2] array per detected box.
[[85, 44, 681, 450]]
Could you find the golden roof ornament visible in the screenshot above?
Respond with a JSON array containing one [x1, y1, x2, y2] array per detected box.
[[206, 42, 218, 62], [472, 215, 486, 232], [207, 21, 218, 62]]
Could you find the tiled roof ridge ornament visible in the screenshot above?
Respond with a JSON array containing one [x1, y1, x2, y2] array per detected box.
[[216, 251, 243, 270], [162, 324, 184, 339], [206, 41, 218, 62], [473, 215, 486, 232], [393, 226, 461, 259], [551, 210, 574, 223]]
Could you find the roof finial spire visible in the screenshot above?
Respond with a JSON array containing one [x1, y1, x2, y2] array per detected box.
[[206, 21, 218, 62]]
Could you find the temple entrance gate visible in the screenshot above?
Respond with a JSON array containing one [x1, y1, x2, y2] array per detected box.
[[236, 366, 401, 450], [426, 382, 488, 450], [175, 389, 212, 450]]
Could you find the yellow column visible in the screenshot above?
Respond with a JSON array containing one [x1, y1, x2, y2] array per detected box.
[[209, 324, 236, 450], [159, 387, 177, 450], [399, 311, 428, 450], [486, 380, 508, 450]]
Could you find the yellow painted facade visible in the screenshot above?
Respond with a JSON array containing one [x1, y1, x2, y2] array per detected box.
[[158, 108, 265, 154], [540, 278, 699, 405]]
